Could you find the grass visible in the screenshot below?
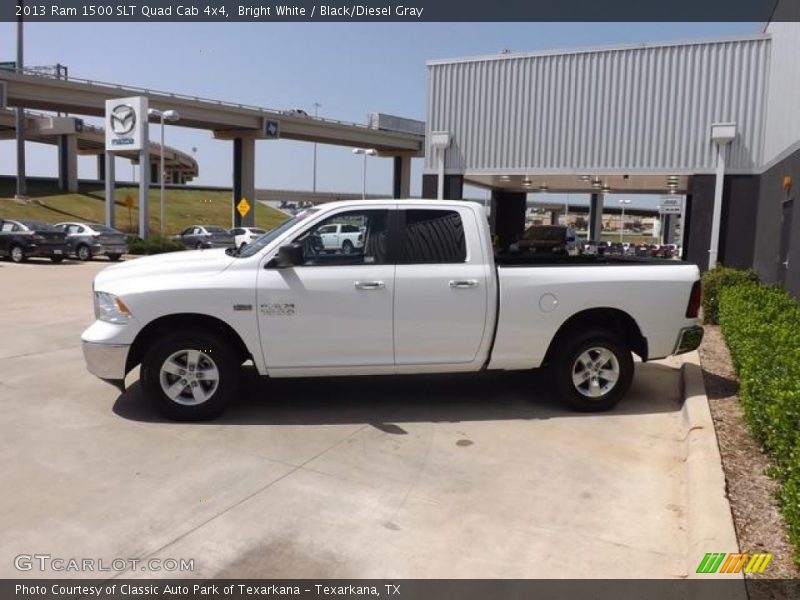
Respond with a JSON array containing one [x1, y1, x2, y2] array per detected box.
[[0, 179, 288, 236]]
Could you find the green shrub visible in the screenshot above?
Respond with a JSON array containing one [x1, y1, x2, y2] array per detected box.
[[126, 234, 184, 255], [718, 282, 800, 562], [701, 266, 759, 324]]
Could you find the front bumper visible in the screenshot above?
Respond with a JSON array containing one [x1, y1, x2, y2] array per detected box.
[[82, 340, 130, 384], [674, 325, 704, 355]]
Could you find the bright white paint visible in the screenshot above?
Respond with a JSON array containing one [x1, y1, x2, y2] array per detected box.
[[81, 199, 701, 383]]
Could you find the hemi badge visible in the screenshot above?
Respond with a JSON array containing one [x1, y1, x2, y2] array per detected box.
[[233, 304, 253, 311]]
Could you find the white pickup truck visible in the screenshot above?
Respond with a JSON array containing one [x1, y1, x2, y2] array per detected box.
[[82, 200, 703, 420]]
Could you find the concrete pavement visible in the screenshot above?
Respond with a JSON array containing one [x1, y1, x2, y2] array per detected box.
[[0, 258, 730, 579]]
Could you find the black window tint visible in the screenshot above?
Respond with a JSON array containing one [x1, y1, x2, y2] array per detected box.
[[401, 210, 466, 264]]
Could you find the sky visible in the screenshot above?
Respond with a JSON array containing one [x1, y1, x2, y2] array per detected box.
[[0, 21, 761, 204]]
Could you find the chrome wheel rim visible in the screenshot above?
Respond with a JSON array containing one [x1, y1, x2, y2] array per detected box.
[[572, 346, 620, 398], [159, 349, 220, 406], [11, 246, 23, 262], [78, 246, 90, 260]]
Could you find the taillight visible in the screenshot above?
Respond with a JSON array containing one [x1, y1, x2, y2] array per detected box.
[[686, 280, 701, 318]]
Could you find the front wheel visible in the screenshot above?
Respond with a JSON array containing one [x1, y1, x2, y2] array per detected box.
[[140, 331, 240, 421], [10, 244, 25, 263], [551, 330, 633, 412]]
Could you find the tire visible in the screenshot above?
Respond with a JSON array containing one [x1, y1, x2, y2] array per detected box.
[[551, 329, 633, 412], [76, 244, 92, 261], [195, 242, 204, 250], [341, 240, 353, 254], [141, 331, 240, 421], [10, 244, 25, 263], [50, 256, 65, 263], [107, 253, 122, 261]]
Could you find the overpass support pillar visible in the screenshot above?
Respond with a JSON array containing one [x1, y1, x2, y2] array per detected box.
[[491, 190, 526, 251], [589, 193, 604, 241], [550, 209, 560, 225], [97, 155, 105, 182], [662, 215, 674, 244], [393, 156, 412, 199], [233, 137, 256, 227], [58, 134, 78, 193], [421, 174, 463, 200]]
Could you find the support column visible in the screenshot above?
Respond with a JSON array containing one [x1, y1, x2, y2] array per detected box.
[[491, 190, 527, 251], [57, 134, 78, 193], [550, 210, 560, 225], [589, 193, 604, 241], [97, 154, 106, 182], [392, 156, 412, 199], [233, 137, 256, 227], [138, 144, 150, 239], [104, 151, 115, 229], [421, 174, 463, 200], [150, 162, 160, 184], [662, 215, 673, 244]]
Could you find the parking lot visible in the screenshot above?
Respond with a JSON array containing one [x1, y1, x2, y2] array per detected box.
[[2, 257, 695, 578]]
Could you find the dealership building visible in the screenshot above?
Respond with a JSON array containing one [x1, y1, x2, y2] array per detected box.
[[421, 17, 800, 297]]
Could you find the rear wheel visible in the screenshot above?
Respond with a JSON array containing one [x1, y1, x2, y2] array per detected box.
[[195, 242, 204, 250], [10, 244, 25, 263], [107, 253, 122, 261], [76, 244, 92, 261], [342, 240, 353, 254], [50, 255, 65, 263], [141, 331, 239, 421], [551, 329, 633, 412]]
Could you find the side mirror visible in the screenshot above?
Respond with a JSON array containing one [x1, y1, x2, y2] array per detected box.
[[267, 243, 304, 269]]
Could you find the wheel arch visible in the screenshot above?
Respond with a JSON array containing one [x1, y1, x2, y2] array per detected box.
[[126, 313, 252, 373], [542, 307, 648, 366]]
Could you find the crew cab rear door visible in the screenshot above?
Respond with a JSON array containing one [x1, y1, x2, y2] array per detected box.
[[393, 207, 490, 365]]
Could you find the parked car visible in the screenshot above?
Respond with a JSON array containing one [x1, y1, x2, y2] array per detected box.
[[583, 240, 608, 256], [511, 225, 581, 256], [174, 225, 235, 250], [54, 222, 127, 261], [82, 199, 702, 421], [0, 218, 68, 263], [230, 227, 267, 250], [314, 222, 365, 254], [607, 242, 625, 255]]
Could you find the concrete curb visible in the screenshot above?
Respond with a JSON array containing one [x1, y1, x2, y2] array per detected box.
[[679, 351, 743, 588]]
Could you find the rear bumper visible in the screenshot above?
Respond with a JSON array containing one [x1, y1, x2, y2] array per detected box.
[[673, 325, 704, 355], [23, 243, 67, 258]]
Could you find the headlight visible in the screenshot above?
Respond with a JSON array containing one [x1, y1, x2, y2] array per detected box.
[[94, 292, 133, 324]]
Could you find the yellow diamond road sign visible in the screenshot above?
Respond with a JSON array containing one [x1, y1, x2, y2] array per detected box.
[[237, 198, 251, 217]]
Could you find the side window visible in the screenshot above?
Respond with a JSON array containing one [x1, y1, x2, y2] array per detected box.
[[0, 222, 13, 233], [293, 209, 389, 266], [401, 210, 466, 264], [76, 226, 85, 234], [232, 228, 243, 236]]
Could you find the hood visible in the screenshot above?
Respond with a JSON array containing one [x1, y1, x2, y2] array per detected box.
[[94, 249, 236, 291]]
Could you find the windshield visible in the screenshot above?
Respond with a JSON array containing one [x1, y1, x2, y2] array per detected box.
[[19, 220, 57, 231], [238, 210, 319, 258]]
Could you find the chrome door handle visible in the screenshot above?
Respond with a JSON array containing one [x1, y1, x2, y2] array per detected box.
[[354, 281, 385, 290], [449, 279, 478, 289]]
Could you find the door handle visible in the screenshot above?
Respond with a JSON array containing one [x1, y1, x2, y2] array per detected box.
[[354, 281, 385, 290], [449, 279, 478, 289]]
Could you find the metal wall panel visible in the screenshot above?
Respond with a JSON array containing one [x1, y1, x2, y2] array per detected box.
[[426, 37, 771, 174], [763, 22, 800, 165]]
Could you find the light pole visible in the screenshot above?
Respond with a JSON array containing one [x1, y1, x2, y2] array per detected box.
[[148, 108, 180, 236], [15, 0, 27, 199], [352, 148, 376, 200], [312, 102, 321, 193], [618, 199, 631, 243]]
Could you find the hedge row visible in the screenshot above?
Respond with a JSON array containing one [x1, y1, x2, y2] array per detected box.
[[717, 281, 800, 561], [701, 266, 760, 325], [126, 235, 184, 255]]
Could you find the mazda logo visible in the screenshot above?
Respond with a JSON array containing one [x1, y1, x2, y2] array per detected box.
[[110, 104, 136, 135]]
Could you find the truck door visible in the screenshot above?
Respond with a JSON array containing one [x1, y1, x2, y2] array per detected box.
[[257, 208, 394, 369], [393, 207, 489, 365]]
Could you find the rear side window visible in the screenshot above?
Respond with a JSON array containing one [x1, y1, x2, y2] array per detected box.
[[401, 210, 466, 264]]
